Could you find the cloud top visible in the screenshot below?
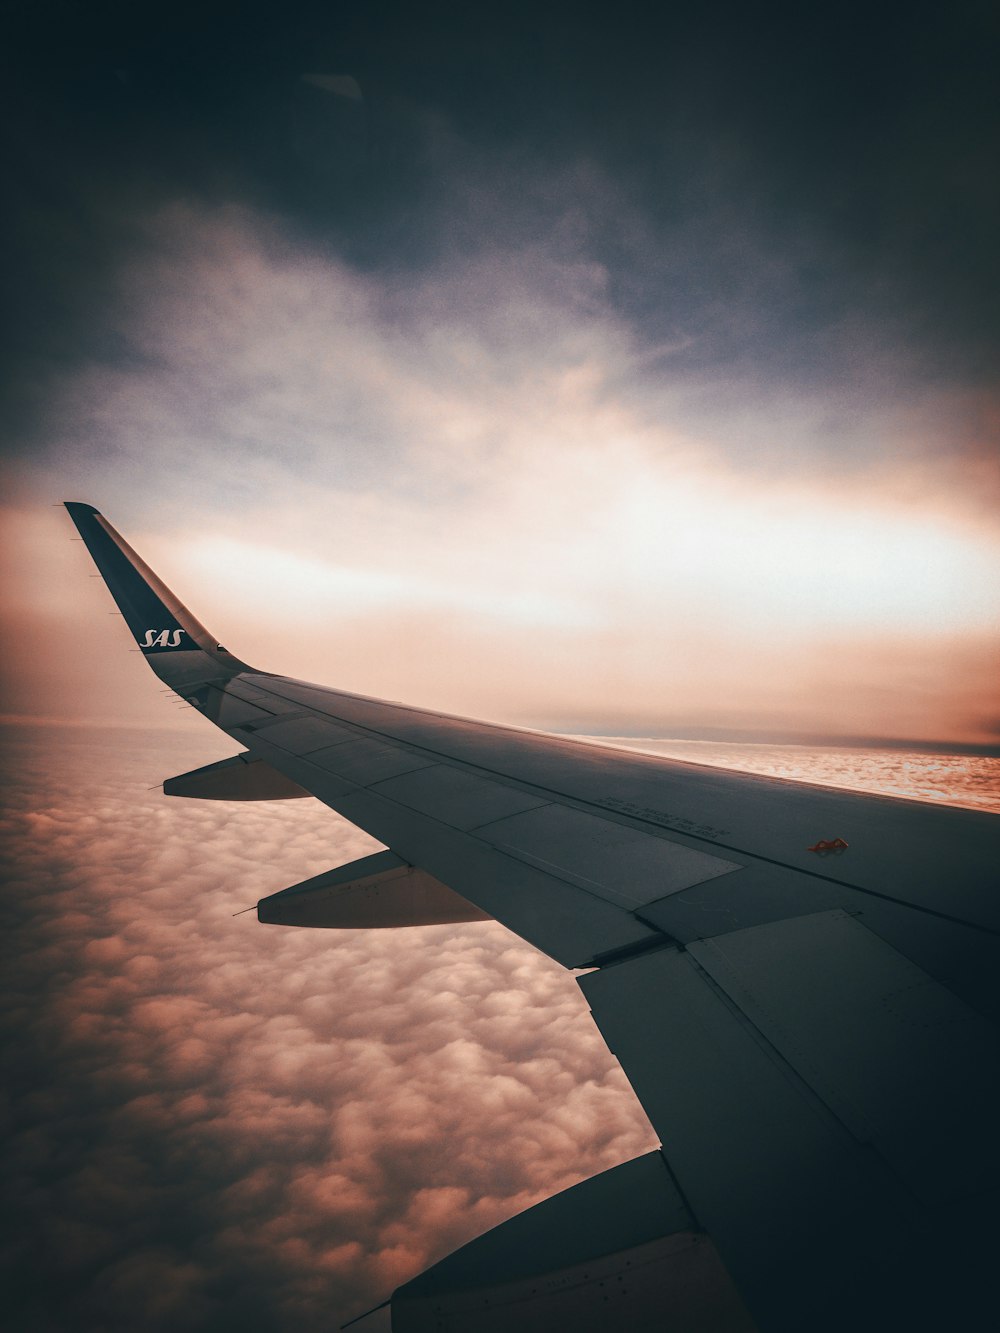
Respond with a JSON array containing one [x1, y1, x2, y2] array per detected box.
[[1, 726, 654, 1329]]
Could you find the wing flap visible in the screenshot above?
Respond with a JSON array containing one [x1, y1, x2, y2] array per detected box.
[[474, 803, 741, 909], [240, 714, 359, 752], [581, 915, 1000, 1331], [582, 945, 915, 1331], [687, 911, 1000, 1202], [367, 764, 550, 831], [309, 738, 438, 785]]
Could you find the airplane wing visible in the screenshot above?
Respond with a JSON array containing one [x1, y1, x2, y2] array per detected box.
[[65, 502, 1000, 1333]]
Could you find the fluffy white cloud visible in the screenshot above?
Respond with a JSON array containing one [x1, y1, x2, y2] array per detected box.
[[1, 726, 653, 1330]]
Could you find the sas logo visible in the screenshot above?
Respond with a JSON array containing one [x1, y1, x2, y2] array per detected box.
[[141, 629, 185, 649]]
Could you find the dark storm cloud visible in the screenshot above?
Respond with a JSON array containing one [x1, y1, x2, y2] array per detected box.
[[4, 0, 998, 459], [0, 726, 653, 1331]]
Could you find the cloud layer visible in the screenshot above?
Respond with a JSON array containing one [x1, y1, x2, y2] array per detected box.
[[1, 725, 653, 1330]]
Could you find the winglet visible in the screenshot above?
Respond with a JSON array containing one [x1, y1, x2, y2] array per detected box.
[[64, 501, 252, 689]]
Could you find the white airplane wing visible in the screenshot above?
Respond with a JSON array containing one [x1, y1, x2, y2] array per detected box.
[[65, 502, 1000, 1333]]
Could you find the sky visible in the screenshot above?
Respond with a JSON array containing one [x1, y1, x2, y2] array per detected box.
[[1, 0, 998, 746], [2, 3, 999, 1329]]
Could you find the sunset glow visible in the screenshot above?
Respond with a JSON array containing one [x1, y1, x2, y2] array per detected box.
[[2, 202, 999, 747]]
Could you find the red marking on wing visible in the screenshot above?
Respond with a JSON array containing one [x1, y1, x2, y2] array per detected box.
[[807, 837, 849, 854]]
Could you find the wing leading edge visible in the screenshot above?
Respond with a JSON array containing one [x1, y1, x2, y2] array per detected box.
[[65, 503, 1000, 1333]]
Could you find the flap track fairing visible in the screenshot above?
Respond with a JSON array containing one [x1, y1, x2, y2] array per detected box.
[[257, 849, 492, 928], [164, 752, 309, 801]]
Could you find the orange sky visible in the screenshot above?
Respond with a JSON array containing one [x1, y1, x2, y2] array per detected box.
[[2, 204, 998, 749], [2, 467, 998, 749]]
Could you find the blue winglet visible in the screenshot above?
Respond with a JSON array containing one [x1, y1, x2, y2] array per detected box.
[[64, 502, 250, 685]]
